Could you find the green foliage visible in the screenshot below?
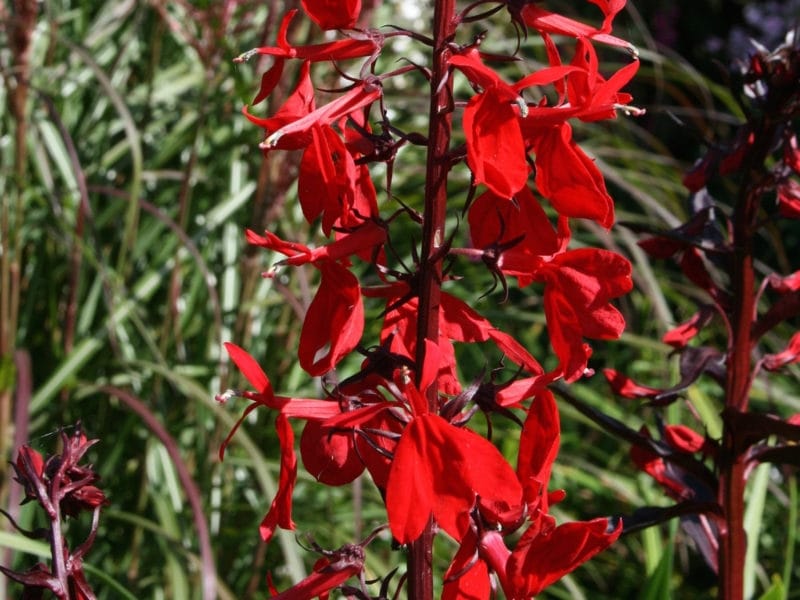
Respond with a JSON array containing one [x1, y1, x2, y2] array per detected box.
[[1, 1, 797, 598]]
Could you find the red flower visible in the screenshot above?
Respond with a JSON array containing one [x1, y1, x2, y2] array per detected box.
[[246, 223, 386, 376], [261, 81, 382, 151], [302, 0, 362, 30], [220, 343, 341, 541], [441, 392, 621, 598], [243, 60, 316, 151], [506, 516, 622, 596], [562, 37, 639, 123], [462, 87, 529, 198], [520, 1, 634, 52], [235, 10, 376, 65], [530, 122, 615, 227], [534, 249, 632, 381], [451, 50, 530, 198], [386, 413, 523, 543]]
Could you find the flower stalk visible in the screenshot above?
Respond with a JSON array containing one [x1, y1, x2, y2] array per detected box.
[[411, 1, 456, 594], [221, 1, 640, 596], [601, 34, 800, 600], [1, 426, 107, 598]]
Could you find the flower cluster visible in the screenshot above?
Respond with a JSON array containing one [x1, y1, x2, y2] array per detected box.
[[1, 427, 107, 599], [220, 1, 640, 596]]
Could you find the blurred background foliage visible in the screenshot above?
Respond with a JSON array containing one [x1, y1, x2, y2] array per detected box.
[[1, 0, 798, 598]]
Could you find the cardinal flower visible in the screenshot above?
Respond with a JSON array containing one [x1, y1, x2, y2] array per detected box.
[[243, 60, 316, 151], [451, 49, 579, 199], [518, 0, 634, 52], [531, 122, 616, 227], [246, 222, 385, 375], [442, 392, 622, 598], [261, 81, 382, 151], [296, 119, 380, 236], [386, 412, 524, 543], [219, 343, 340, 541], [269, 541, 365, 599], [533, 248, 632, 381], [235, 10, 377, 65]]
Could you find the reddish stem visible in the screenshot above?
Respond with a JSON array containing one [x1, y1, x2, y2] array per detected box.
[[719, 115, 778, 600], [409, 1, 456, 597]]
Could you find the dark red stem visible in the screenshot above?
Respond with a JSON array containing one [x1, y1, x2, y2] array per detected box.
[[718, 115, 779, 600], [409, 1, 456, 597]]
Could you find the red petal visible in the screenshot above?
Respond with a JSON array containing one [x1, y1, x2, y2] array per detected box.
[[301, 0, 361, 30], [450, 49, 511, 96], [518, 391, 560, 512], [521, 5, 634, 51], [299, 262, 363, 375], [440, 293, 542, 374], [243, 61, 315, 151], [443, 529, 492, 600], [663, 425, 705, 453], [767, 271, 800, 293], [468, 186, 559, 258], [263, 84, 380, 150], [298, 125, 350, 234], [224, 342, 273, 397], [252, 58, 286, 105], [763, 331, 800, 371], [259, 414, 297, 541], [507, 517, 622, 596], [778, 180, 800, 219], [543, 288, 591, 381], [662, 307, 714, 348], [533, 123, 614, 227], [603, 368, 661, 399], [463, 91, 529, 198], [537, 249, 631, 380], [300, 420, 365, 485], [385, 418, 436, 543], [386, 415, 523, 543]]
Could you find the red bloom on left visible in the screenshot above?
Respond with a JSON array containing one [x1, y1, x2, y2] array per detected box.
[[220, 343, 341, 542]]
